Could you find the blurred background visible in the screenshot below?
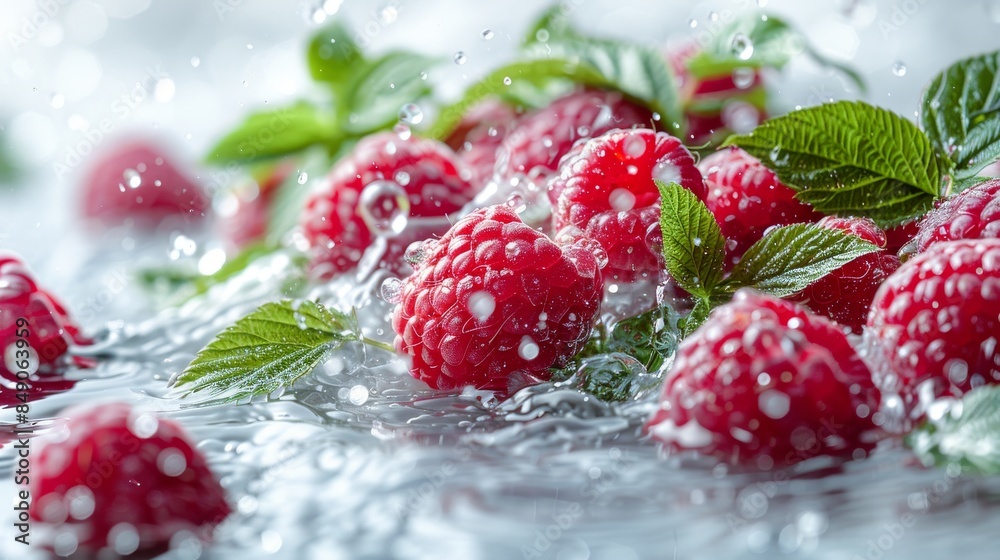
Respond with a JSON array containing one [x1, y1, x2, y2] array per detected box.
[[1, 0, 999, 284]]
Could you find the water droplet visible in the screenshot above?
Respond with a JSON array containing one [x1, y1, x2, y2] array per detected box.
[[506, 193, 527, 214], [891, 61, 907, 77], [419, 71, 428, 80], [50, 93, 65, 109], [297, 172, 309, 184], [394, 171, 411, 186], [609, 188, 637, 212], [709, 11, 719, 21], [358, 180, 410, 237], [65, 486, 95, 521], [732, 67, 756, 89], [190, 56, 200, 67], [468, 291, 496, 321], [380, 277, 403, 304], [123, 168, 142, 188], [261, 530, 283, 554], [246, 43, 253, 50], [109, 523, 140, 556], [503, 76, 512, 86], [759, 390, 791, 419], [688, 19, 698, 28], [518, 336, 540, 361], [348, 385, 369, 405], [157, 448, 187, 477], [481, 28, 494, 40], [623, 134, 647, 158], [454, 51, 467, 65], [398, 103, 423, 125], [535, 29, 550, 42], [732, 33, 754, 61], [393, 123, 411, 140], [404, 240, 431, 265]]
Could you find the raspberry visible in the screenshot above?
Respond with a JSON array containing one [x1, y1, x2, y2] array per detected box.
[[494, 89, 654, 183], [1, 254, 90, 406], [788, 217, 901, 334], [391, 205, 603, 391], [218, 161, 293, 250], [866, 239, 1000, 400], [645, 290, 880, 468], [301, 133, 477, 277], [81, 140, 208, 227], [699, 146, 822, 267], [445, 100, 520, 187], [912, 178, 1000, 253], [548, 128, 706, 281], [884, 221, 920, 256], [30, 403, 230, 556]]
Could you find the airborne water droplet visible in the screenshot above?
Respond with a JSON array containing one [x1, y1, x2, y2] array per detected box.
[[732, 33, 754, 61], [892, 61, 907, 77], [380, 277, 403, 304], [297, 172, 309, 184], [123, 168, 142, 189], [398, 103, 423, 125], [358, 180, 410, 237], [481, 28, 494, 40], [454, 51, 467, 65]]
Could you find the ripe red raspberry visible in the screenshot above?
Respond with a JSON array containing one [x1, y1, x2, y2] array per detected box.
[[494, 89, 654, 183], [1, 254, 90, 406], [699, 146, 822, 267], [884, 221, 920, 256], [645, 290, 880, 468], [81, 140, 208, 227], [30, 403, 230, 556], [866, 239, 1000, 401], [788, 217, 901, 334], [548, 128, 705, 282], [912, 178, 1000, 253], [301, 133, 477, 277], [391, 205, 603, 391], [445, 100, 520, 188], [667, 42, 766, 145]]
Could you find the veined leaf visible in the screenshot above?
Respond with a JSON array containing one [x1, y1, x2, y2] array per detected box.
[[908, 385, 1000, 474], [657, 180, 727, 299], [206, 102, 339, 164]]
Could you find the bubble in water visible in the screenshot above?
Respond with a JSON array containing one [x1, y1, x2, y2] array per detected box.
[[482, 28, 494, 40], [156, 448, 187, 477], [123, 168, 142, 188], [468, 291, 496, 321], [348, 385, 369, 405], [609, 188, 637, 212], [380, 277, 403, 304], [731, 33, 754, 61], [398, 103, 424, 125], [454, 51, 467, 65], [892, 61, 907, 77], [518, 336, 540, 361], [297, 172, 309, 184], [732, 67, 756, 89], [358, 180, 410, 237]]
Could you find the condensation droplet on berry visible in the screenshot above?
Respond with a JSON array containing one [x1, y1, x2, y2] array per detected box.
[[891, 61, 907, 77], [380, 277, 403, 304], [358, 180, 410, 238], [393, 122, 411, 140], [769, 145, 789, 166], [109, 523, 141, 556], [623, 134, 647, 158], [731, 33, 754, 60], [609, 188, 637, 212], [453, 51, 467, 65], [348, 384, 369, 405], [653, 161, 681, 185], [758, 390, 791, 419], [157, 448, 187, 477], [398, 103, 423, 125], [123, 168, 141, 188], [468, 291, 496, 321], [571, 237, 609, 269], [608, 284, 619, 294], [518, 336, 540, 361]]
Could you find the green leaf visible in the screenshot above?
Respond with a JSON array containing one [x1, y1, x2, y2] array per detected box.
[[687, 12, 865, 92], [307, 22, 362, 91], [340, 51, 438, 135], [921, 50, 1000, 179], [568, 353, 663, 403], [265, 148, 338, 245], [605, 304, 681, 372], [907, 385, 1000, 474], [428, 58, 606, 139], [657, 180, 727, 299], [206, 102, 339, 164], [171, 300, 358, 403], [678, 298, 713, 338], [723, 101, 945, 227], [951, 175, 992, 195], [726, 223, 879, 297]]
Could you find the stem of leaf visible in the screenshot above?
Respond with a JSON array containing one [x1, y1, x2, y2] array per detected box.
[[361, 337, 396, 354]]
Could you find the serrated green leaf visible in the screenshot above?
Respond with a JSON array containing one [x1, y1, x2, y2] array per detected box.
[[340, 51, 438, 135], [687, 12, 865, 92], [206, 102, 339, 164], [723, 101, 944, 227], [921, 50, 1000, 180], [570, 353, 663, 403], [657, 180, 727, 299], [678, 298, 713, 338], [606, 304, 681, 372], [907, 385, 1000, 474], [951, 175, 992, 194], [172, 300, 357, 403], [727, 223, 879, 297], [307, 22, 362, 90]]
